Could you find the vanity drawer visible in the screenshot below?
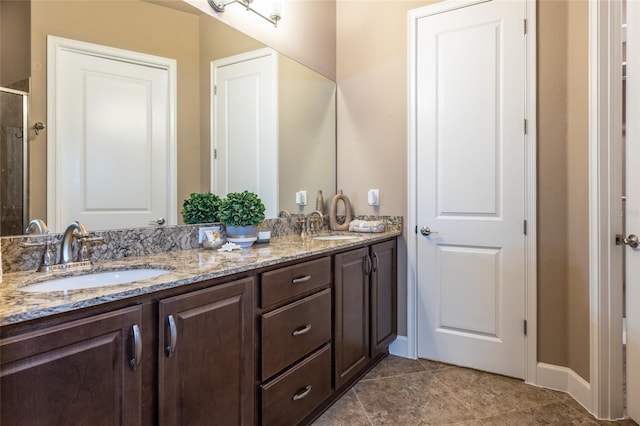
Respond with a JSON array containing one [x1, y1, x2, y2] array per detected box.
[[260, 257, 331, 308], [261, 344, 332, 426], [261, 289, 331, 380]]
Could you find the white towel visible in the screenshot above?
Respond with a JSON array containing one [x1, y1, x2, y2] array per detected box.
[[348, 220, 385, 233]]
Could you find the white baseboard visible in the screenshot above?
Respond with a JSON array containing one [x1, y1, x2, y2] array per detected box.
[[536, 362, 592, 413], [389, 335, 414, 358]]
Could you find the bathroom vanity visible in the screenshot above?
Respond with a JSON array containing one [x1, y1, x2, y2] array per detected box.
[[0, 231, 398, 425]]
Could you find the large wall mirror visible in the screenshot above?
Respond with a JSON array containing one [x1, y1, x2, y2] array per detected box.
[[0, 0, 336, 235]]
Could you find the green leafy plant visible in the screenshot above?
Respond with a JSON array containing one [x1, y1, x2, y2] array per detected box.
[[181, 192, 221, 224], [218, 191, 266, 227]]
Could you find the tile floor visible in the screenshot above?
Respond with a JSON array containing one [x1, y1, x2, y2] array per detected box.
[[313, 355, 638, 425]]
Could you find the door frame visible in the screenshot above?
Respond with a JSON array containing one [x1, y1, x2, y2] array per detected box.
[[47, 36, 178, 231], [589, 0, 625, 420], [405, 0, 538, 384]]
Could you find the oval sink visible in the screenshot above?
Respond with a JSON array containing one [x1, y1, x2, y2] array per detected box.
[[313, 235, 360, 241], [20, 269, 170, 292]]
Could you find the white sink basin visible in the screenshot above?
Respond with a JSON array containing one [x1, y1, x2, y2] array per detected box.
[[20, 269, 170, 292], [313, 235, 360, 241]]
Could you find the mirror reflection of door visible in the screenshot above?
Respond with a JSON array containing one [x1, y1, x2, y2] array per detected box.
[[47, 36, 177, 232], [0, 87, 28, 236], [211, 48, 277, 218]]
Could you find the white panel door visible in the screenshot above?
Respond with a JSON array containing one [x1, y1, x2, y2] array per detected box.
[[50, 38, 175, 232], [416, 0, 526, 378], [625, 1, 640, 421], [211, 49, 277, 218]]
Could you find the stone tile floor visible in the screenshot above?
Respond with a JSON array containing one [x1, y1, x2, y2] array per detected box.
[[313, 355, 638, 425]]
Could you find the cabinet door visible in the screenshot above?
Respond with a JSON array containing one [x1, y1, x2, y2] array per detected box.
[[371, 239, 398, 357], [334, 247, 370, 389], [0, 305, 143, 425], [158, 277, 254, 426]]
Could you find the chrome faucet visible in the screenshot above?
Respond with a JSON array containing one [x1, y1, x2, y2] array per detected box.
[[59, 221, 90, 265], [306, 210, 324, 235], [25, 219, 49, 235]]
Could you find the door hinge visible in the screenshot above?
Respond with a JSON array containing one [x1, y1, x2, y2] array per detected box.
[[213, 148, 217, 160], [524, 19, 528, 35], [524, 119, 528, 135], [524, 319, 528, 336], [523, 219, 527, 236], [214, 85, 217, 96]]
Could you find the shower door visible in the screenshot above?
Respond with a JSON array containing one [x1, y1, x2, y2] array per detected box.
[[0, 87, 28, 236]]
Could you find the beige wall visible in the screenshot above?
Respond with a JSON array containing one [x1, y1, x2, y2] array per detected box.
[[537, 0, 590, 381], [0, 0, 30, 87], [278, 54, 336, 214], [336, 0, 434, 335], [537, 0, 569, 370], [336, 0, 591, 378], [184, 0, 336, 80], [565, 0, 590, 381]]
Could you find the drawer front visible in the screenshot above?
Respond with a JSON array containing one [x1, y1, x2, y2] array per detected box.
[[262, 289, 331, 380], [262, 344, 332, 426], [261, 257, 331, 308]]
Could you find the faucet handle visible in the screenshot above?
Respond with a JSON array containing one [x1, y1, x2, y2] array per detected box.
[[80, 235, 105, 244], [40, 241, 57, 270], [76, 235, 105, 262], [20, 239, 58, 272]]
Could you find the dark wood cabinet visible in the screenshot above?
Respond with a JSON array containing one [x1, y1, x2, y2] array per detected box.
[[334, 240, 398, 389], [0, 305, 143, 426], [0, 235, 397, 426], [370, 240, 397, 357], [334, 246, 371, 389], [158, 277, 254, 426], [258, 257, 332, 425]]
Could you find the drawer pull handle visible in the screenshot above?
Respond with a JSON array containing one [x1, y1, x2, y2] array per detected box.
[[292, 324, 312, 336], [292, 275, 311, 284], [292, 385, 312, 401]]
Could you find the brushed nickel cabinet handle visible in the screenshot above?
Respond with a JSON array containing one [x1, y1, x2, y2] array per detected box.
[[292, 385, 312, 401], [130, 324, 142, 371], [292, 324, 312, 336], [292, 275, 311, 284], [165, 315, 177, 357], [364, 255, 372, 275]]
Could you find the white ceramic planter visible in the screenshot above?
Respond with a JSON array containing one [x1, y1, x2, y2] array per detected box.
[[225, 225, 257, 248]]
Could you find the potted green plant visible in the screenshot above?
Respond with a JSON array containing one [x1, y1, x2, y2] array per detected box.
[[181, 192, 221, 224], [218, 191, 266, 248]]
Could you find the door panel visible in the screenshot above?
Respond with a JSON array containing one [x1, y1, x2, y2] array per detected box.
[[436, 21, 501, 216], [438, 245, 500, 336], [158, 278, 254, 426], [0, 306, 142, 425], [415, 0, 526, 379], [50, 38, 175, 231]]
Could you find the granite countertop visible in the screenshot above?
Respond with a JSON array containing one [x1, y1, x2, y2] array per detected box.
[[0, 230, 400, 327]]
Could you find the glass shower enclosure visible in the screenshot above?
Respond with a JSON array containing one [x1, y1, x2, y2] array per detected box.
[[0, 87, 29, 236]]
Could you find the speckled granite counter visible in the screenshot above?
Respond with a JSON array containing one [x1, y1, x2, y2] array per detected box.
[[0, 231, 400, 327]]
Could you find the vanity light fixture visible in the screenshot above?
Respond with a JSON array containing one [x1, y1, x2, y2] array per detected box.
[[207, 0, 283, 27]]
